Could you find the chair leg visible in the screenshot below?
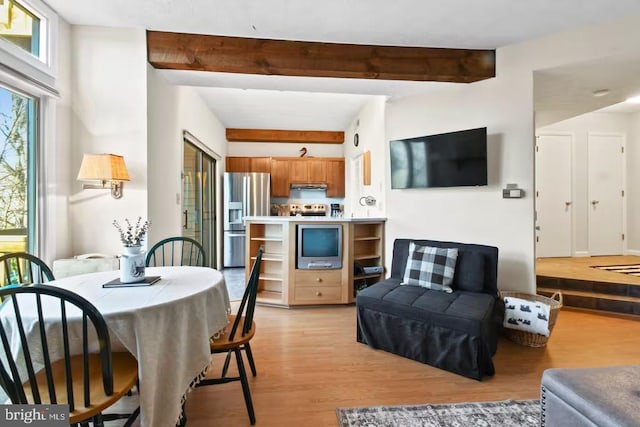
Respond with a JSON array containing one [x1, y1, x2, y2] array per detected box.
[[92, 413, 105, 427], [221, 351, 232, 378], [234, 348, 256, 425], [244, 343, 257, 377], [122, 407, 140, 427]]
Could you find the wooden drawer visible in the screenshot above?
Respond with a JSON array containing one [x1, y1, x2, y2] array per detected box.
[[293, 285, 342, 303], [294, 270, 342, 287]]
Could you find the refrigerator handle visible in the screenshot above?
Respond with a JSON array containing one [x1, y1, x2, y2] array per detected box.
[[243, 175, 250, 219]]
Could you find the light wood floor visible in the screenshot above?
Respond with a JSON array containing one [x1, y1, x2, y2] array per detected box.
[[184, 304, 640, 426], [536, 255, 640, 285]]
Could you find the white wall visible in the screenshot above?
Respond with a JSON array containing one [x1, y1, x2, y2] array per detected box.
[[343, 97, 387, 218], [67, 26, 148, 256], [385, 73, 534, 291], [44, 19, 72, 262], [147, 66, 228, 267], [537, 112, 635, 254], [227, 142, 343, 158], [383, 16, 640, 292]]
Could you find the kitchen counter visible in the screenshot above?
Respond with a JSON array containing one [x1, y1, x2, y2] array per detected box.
[[244, 217, 386, 308], [244, 216, 386, 223]]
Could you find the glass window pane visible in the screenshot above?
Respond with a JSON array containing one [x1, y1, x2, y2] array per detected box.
[[0, 85, 33, 255], [0, 0, 40, 57]]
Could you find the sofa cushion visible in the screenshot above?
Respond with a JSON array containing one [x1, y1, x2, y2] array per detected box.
[[358, 278, 496, 337], [453, 251, 485, 292], [402, 243, 458, 293]]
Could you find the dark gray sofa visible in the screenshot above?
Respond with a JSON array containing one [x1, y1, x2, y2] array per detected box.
[[356, 239, 503, 380]]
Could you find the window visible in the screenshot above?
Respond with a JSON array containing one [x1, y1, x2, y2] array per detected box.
[[0, 0, 56, 89], [0, 0, 41, 58], [0, 84, 35, 255]]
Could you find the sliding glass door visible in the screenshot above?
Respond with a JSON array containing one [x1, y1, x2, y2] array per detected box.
[[183, 140, 217, 267]]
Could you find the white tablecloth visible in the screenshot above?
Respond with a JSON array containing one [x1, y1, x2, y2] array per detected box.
[[0, 266, 230, 427]]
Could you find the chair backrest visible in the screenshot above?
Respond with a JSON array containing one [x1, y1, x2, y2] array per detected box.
[[0, 252, 55, 287], [228, 247, 263, 341], [145, 237, 206, 267], [0, 284, 114, 410]]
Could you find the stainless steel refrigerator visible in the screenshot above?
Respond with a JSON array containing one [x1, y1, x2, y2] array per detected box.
[[223, 172, 271, 267]]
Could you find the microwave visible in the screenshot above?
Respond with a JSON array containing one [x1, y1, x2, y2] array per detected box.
[[296, 224, 343, 270]]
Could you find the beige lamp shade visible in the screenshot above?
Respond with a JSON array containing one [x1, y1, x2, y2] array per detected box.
[[77, 154, 130, 199], [77, 154, 130, 182]]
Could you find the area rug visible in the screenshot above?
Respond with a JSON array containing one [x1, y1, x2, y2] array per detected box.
[[336, 399, 540, 427], [593, 264, 640, 276]]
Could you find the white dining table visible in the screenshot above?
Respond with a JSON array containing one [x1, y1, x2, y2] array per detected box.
[[0, 266, 231, 427]]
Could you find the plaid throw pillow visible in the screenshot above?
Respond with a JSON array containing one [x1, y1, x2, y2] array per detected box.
[[402, 243, 458, 293]]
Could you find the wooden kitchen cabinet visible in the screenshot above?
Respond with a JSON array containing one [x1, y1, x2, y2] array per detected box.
[[250, 157, 271, 173], [326, 159, 345, 197], [229, 156, 344, 197], [291, 159, 327, 183], [226, 156, 271, 173], [289, 160, 308, 183], [225, 157, 250, 172], [270, 158, 291, 197], [245, 218, 386, 308], [308, 159, 327, 182]]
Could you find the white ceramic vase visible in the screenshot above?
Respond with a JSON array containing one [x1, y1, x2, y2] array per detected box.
[[120, 245, 146, 283]]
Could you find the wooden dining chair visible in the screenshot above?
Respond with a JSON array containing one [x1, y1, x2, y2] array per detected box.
[[0, 252, 54, 287], [198, 247, 263, 425], [145, 236, 206, 267], [0, 284, 139, 426]]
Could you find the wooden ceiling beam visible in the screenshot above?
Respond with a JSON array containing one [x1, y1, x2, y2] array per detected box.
[[147, 31, 495, 83], [226, 128, 344, 144]]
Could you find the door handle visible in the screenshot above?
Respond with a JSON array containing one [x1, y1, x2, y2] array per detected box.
[[591, 200, 599, 206], [535, 226, 541, 230], [565, 201, 572, 212], [183, 210, 188, 229]]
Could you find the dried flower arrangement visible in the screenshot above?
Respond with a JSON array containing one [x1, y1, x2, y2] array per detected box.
[[113, 217, 150, 247]]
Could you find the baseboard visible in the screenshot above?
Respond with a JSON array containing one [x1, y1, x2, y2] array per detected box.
[[625, 249, 640, 256], [573, 251, 590, 257]]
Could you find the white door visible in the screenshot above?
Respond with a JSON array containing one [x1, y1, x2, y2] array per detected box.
[[535, 134, 573, 257], [588, 133, 625, 256]]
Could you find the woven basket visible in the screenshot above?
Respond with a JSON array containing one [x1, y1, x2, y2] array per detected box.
[[500, 291, 563, 348]]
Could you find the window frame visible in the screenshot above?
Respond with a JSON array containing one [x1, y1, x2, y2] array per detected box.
[[0, 0, 58, 92], [0, 0, 58, 259]]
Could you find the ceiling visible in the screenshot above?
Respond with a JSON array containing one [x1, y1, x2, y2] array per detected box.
[[46, 0, 640, 131]]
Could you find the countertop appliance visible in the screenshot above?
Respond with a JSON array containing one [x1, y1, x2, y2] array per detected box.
[[289, 203, 327, 216], [223, 172, 271, 267]]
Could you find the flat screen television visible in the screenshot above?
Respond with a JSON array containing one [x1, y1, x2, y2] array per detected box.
[[389, 127, 487, 189]]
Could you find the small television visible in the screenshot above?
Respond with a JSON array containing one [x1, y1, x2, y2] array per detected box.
[[389, 127, 488, 189], [296, 224, 343, 270]]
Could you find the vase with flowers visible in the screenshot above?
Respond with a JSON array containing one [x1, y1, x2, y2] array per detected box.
[[113, 217, 150, 283]]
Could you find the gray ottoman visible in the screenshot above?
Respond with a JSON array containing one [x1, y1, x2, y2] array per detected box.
[[541, 365, 640, 426]]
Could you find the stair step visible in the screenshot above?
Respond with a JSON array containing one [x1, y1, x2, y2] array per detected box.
[[538, 287, 640, 316], [537, 275, 640, 298]]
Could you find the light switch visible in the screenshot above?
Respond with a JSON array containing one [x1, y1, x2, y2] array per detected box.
[[502, 184, 524, 199]]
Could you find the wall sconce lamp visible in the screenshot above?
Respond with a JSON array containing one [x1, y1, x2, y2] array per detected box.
[[77, 153, 130, 199]]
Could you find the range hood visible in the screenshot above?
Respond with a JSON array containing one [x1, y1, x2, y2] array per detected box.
[[290, 183, 328, 191]]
